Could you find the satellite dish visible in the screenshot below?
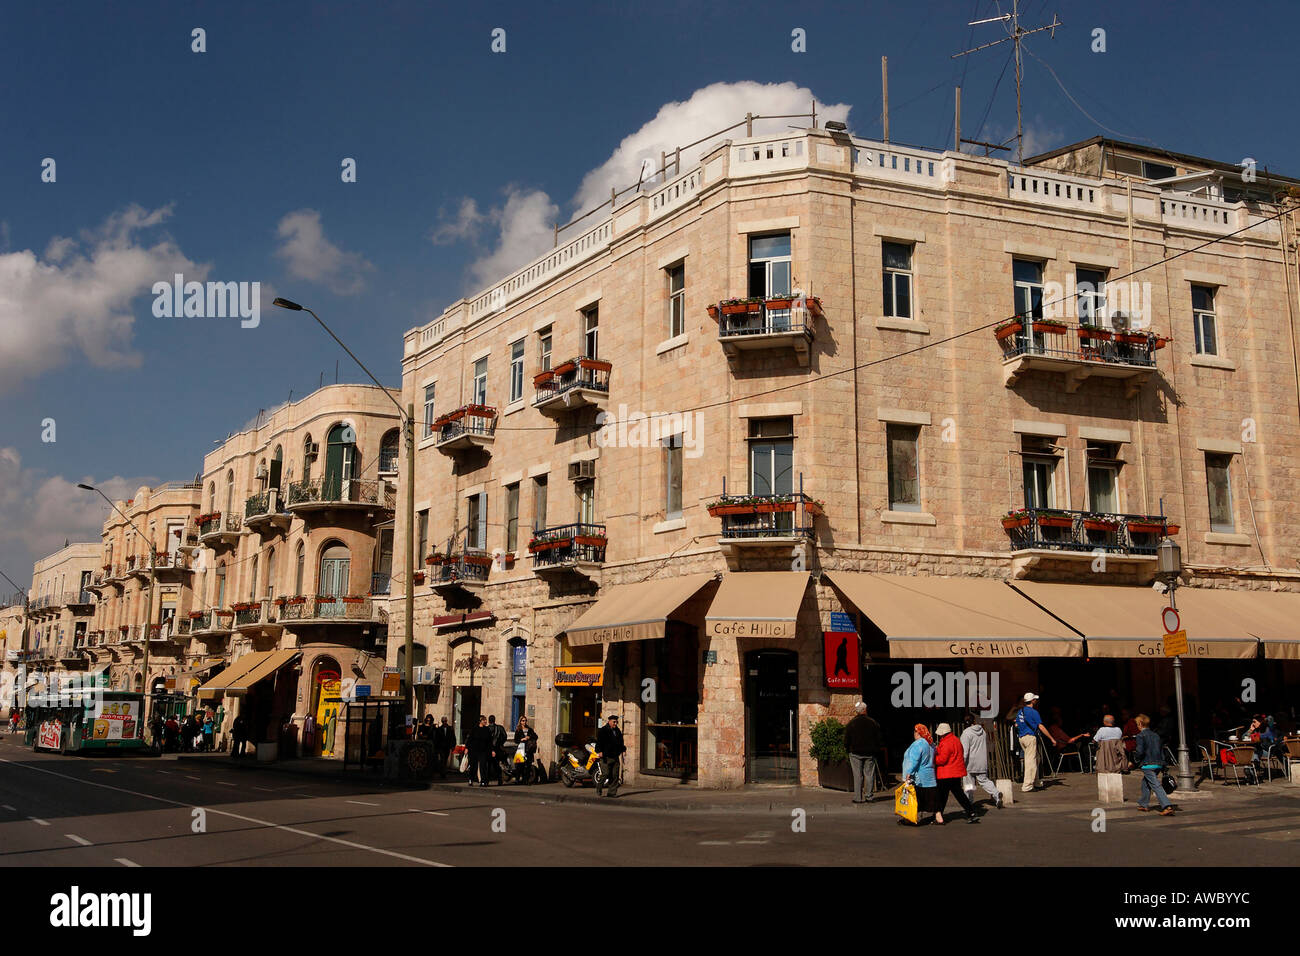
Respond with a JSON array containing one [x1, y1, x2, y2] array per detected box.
[[339, 426, 357, 444]]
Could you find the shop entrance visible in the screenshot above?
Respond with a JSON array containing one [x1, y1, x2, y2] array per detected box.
[[745, 649, 799, 784], [454, 686, 481, 745]]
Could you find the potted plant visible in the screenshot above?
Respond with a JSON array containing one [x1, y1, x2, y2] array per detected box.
[[805, 498, 826, 518], [425, 552, 445, 565], [574, 534, 607, 547], [412, 571, 426, 585], [1078, 323, 1112, 342], [189, 611, 205, 620], [577, 357, 612, 373], [1001, 509, 1032, 530], [551, 359, 577, 376], [533, 369, 554, 387], [804, 296, 825, 319], [341, 596, 365, 605], [705, 304, 720, 321], [706, 495, 758, 517], [810, 716, 851, 791], [720, 297, 763, 315], [994, 318, 1024, 341], [1035, 510, 1074, 529], [757, 495, 796, 514], [464, 552, 494, 567], [1032, 317, 1068, 334], [315, 595, 336, 604], [1125, 518, 1167, 535], [215, 608, 235, 618], [765, 295, 795, 311], [1082, 516, 1120, 532]]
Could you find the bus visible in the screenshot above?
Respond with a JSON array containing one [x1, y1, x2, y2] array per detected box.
[[24, 688, 146, 753]]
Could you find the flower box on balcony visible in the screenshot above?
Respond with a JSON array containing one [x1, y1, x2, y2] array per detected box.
[[765, 297, 795, 311], [1150, 336, 1169, 350], [805, 297, 825, 319], [214, 609, 235, 618], [463, 554, 494, 567], [412, 572, 426, 585], [1078, 324, 1112, 342], [1083, 518, 1121, 532], [119, 626, 130, 633], [341, 596, 365, 605], [805, 499, 825, 518], [1002, 516, 1032, 530], [706, 304, 720, 321], [708, 503, 757, 517], [551, 360, 577, 376], [756, 501, 797, 514], [231, 602, 255, 612], [577, 357, 612, 373], [1032, 320, 1068, 334], [465, 404, 496, 419], [189, 611, 205, 620], [720, 298, 762, 315], [528, 537, 571, 553], [102, 564, 112, 571], [315, 596, 336, 604], [1114, 332, 1148, 345], [284, 596, 306, 606], [425, 553, 445, 565], [994, 319, 1023, 341], [533, 369, 554, 387], [1036, 512, 1074, 529], [574, 535, 607, 547]]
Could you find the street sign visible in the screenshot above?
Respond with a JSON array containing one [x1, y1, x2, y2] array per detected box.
[[830, 611, 856, 633], [1163, 629, 1188, 658], [1161, 607, 1180, 634]]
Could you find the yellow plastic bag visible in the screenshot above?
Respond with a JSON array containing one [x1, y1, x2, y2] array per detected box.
[[513, 748, 526, 764], [894, 782, 919, 825]]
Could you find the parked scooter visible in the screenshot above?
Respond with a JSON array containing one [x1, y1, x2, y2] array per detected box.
[[556, 733, 608, 789]]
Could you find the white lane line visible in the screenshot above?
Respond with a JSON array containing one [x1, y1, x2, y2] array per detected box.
[[408, 808, 450, 817], [216, 782, 237, 787], [28, 817, 50, 827], [699, 840, 730, 845], [184, 775, 200, 781], [65, 834, 92, 846], [1, 804, 15, 812], [0, 756, 450, 867], [295, 794, 313, 799], [115, 858, 140, 867], [156, 770, 171, 775], [346, 800, 380, 807], [254, 786, 275, 792]]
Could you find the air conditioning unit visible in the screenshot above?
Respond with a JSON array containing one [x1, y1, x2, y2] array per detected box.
[[306, 442, 320, 459], [255, 463, 267, 479], [568, 460, 596, 481], [413, 666, 442, 686]]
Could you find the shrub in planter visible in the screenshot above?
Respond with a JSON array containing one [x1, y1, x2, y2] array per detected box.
[[1035, 510, 1074, 528], [1032, 319, 1068, 333], [994, 318, 1024, 340], [1002, 509, 1032, 530], [810, 717, 851, 791]]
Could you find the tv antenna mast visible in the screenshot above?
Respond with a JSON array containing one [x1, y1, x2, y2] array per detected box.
[[952, 0, 1060, 164]]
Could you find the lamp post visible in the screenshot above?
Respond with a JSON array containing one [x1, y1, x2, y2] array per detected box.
[[76, 483, 157, 718], [272, 298, 417, 719], [1156, 537, 1197, 792]]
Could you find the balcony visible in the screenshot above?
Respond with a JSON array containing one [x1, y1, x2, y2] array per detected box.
[[197, 512, 243, 549], [177, 529, 200, 554], [232, 599, 283, 637], [433, 405, 497, 454], [995, 319, 1167, 395], [429, 552, 493, 596], [286, 478, 395, 517], [148, 621, 180, 642], [187, 611, 233, 638], [66, 590, 96, 613], [532, 358, 611, 415], [1001, 508, 1180, 573], [244, 490, 293, 534], [709, 297, 821, 366], [708, 492, 822, 561], [145, 550, 192, 578], [276, 595, 380, 627], [528, 523, 606, 580]]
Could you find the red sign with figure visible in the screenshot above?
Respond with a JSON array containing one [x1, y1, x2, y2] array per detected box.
[[823, 631, 860, 689]]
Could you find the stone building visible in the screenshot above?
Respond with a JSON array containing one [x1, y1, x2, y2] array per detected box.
[[393, 123, 1300, 789], [24, 543, 100, 689]]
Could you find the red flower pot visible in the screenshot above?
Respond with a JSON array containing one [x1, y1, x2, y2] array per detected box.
[[574, 536, 607, 547], [578, 358, 612, 373], [1083, 519, 1120, 532], [706, 305, 720, 320], [721, 302, 760, 315], [708, 504, 756, 517], [1125, 521, 1165, 535], [765, 298, 794, 311], [1036, 516, 1074, 529], [1002, 517, 1032, 530], [1032, 322, 1067, 334], [533, 370, 554, 387], [995, 323, 1023, 341]]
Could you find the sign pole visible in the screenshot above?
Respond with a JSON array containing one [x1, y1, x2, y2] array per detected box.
[[1166, 589, 1196, 792]]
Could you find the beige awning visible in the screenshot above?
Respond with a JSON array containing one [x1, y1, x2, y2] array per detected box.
[[1011, 582, 1259, 659], [565, 573, 718, 646], [824, 572, 1083, 658], [705, 572, 809, 639], [224, 648, 301, 696], [1179, 588, 1300, 660], [196, 652, 268, 698]]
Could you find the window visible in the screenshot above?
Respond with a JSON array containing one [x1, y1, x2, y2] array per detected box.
[[302, 435, 313, 484], [1021, 436, 1059, 510], [1086, 443, 1120, 513], [583, 305, 599, 359], [1142, 160, 1177, 181], [664, 434, 683, 519], [1076, 267, 1107, 324], [576, 480, 595, 525], [1192, 285, 1218, 356], [748, 418, 794, 496], [538, 328, 553, 371], [882, 242, 913, 319], [1013, 259, 1045, 320], [509, 340, 525, 403], [1206, 454, 1234, 533], [886, 424, 921, 512], [294, 543, 305, 595], [207, 483, 215, 513], [225, 469, 234, 515], [423, 384, 436, 435], [215, 563, 226, 608], [467, 494, 487, 550], [533, 475, 548, 530], [248, 555, 258, 602], [417, 509, 429, 563], [472, 358, 488, 406], [265, 548, 276, 600], [505, 483, 520, 552], [748, 233, 792, 298], [667, 263, 686, 338], [379, 429, 399, 473]]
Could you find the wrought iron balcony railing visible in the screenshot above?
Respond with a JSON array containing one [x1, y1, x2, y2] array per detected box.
[[433, 405, 498, 446], [1001, 508, 1179, 556], [245, 491, 271, 519], [276, 596, 375, 621], [286, 477, 392, 509], [995, 320, 1167, 368], [707, 492, 822, 540], [532, 357, 611, 407], [433, 552, 493, 585], [528, 523, 608, 568]]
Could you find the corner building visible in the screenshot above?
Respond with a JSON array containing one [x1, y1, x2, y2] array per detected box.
[[396, 127, 1300, 788]]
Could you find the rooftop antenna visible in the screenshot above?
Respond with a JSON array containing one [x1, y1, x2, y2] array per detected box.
[[951, 0, 1061, 164]]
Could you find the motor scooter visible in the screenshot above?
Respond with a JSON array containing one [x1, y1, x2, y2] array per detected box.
[[555, 733, 608, 789]]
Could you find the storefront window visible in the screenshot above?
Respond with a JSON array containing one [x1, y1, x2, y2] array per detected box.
[[510, 640, 527, 729], [642, 624, 699, 778]]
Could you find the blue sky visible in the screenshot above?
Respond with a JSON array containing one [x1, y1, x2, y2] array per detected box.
[[1, 0, 1296, 584]]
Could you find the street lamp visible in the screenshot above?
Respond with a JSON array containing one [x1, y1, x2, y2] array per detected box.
[[76, 483, 158, 719], [272, 297, 418, 719], [1156, 537, 1196, 792]]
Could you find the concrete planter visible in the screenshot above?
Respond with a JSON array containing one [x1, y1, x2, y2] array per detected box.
[[817, 758, 852, 791]]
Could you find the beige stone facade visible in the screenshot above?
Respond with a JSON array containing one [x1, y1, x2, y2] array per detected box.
[[395, 128, 1300, 788], [24, 542, 100, 682]]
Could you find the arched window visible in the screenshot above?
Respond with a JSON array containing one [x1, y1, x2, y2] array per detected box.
[[324, 424, 357, 500], [302, 434, 314, 484], [272, 445, 284, 492], [249, 555, 258, 602], [215, 562, 227, 608], [265, 547, 276, 599], [207, 483, 216, 513], [294, 542, 305, 596], [225, 469, 234, 515], [379, 428, 400, 475], [318, 542, 350, 619], [258, 458, 268, 491]]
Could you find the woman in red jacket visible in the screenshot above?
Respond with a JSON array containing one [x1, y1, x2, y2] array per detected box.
[[933, 722, 981, 825]]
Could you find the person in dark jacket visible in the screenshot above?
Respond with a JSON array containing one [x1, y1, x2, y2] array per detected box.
[[1133, 714, 1174, 815], [595, 714, 626, 798], [513, 716, 539, 783], [417, 715, 436, 741], [433, 716, 455, 778], [487, 715, 507, 785], [230, 714, 250, 758], [933, 723, 981, 824], [466, 715, 491, 786], [843, 701, 884, 803]]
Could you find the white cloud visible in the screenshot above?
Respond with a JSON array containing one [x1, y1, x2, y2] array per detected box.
[[0, 204, 205, 392], [431, 81, 851, 297], [274, 209, 374, 295]]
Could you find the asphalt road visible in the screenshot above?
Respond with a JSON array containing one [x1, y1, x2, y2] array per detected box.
[[1, 734, 1297, 867]]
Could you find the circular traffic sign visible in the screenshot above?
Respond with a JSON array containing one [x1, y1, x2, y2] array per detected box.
[[1162, 607, 1180, 634]]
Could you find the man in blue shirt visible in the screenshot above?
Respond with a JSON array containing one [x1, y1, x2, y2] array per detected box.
[[1015, 692, 1050, 792]]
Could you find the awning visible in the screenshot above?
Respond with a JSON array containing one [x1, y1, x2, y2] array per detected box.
[[1011, 582, 1259, 659], [223, 648, 301, 697], [824, 572, 1083, 658], [705, 572, 809, 639], [165, 659, 223, 692], [564, 572, 718, 646], [1211, 589, 1300, 660], [196, 652, 268, 698], [432, 611, 494, 632]]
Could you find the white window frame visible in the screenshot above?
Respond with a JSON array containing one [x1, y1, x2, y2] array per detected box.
[[667, 263, 686, 338], [423, 383, 436, 435], [582, 306, 599, 359], [664, 434, 683, 520], [509, 340, 525, 403], [1205, 453, 1235, 533], [1192, 285, 1218, 356], [882, 242, 914, 320], [472, 357, 488, 406]]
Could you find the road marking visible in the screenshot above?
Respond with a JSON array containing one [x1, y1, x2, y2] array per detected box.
[[115, 858, 140, 867], [184, 775, 200, 781], [157, 770, 171, 775], [346, 800, 380, 807], [408, 808, 450, 817], [699, 840, 730, 845], [217, 782, 237, 787], [91, 769, 115, 773], [28, 817, 50, 826], [254, 786, 275, 792], [1, 804, 15, 812], [295, 794, 313, 799], [0, 756, 450, 867], [65, 834, 92, 846], [736, 840, 768, 845]]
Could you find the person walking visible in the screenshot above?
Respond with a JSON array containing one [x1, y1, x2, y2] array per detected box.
[[514, 716, 539, 784], [487, 715, 508, 785], [960, 713, 1002, 808], [1015, 692, 1050, 792], [230, 714, 249, 759], [843, 701, 883, 804], [149, 714, 164, 750], [595, 714, 625, 798], [466, 715, 491, 786], [433, 716, 455, 778], [164, 714, 180, 752], [933, 723, 980, 824], [1133, 713, 1175, 816], [201, 712, 215, 752], [417, 715, 435, 741], [901, 724, 940, 826]]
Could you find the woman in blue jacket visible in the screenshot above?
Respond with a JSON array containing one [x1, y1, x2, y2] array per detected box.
[[1133, 714, 1174, 815], [901, 723, 940, 824]]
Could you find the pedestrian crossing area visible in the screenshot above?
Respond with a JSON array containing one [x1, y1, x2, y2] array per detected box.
[[1161, 805, 1300, 843]]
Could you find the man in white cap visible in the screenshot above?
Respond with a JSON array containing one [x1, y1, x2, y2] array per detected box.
[[843, 701, 883, 804], [1015, 692, 1050, 792]]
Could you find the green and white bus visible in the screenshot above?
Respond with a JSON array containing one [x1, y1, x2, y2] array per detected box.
[[24, 688, 146, 753]]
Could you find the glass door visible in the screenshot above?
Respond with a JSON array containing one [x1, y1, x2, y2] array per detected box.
[[745, 650, 799, 783], [318, 545, 349, 619]]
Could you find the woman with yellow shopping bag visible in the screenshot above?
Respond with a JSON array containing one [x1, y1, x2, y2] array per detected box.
[[896, 724, 940, 826]]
